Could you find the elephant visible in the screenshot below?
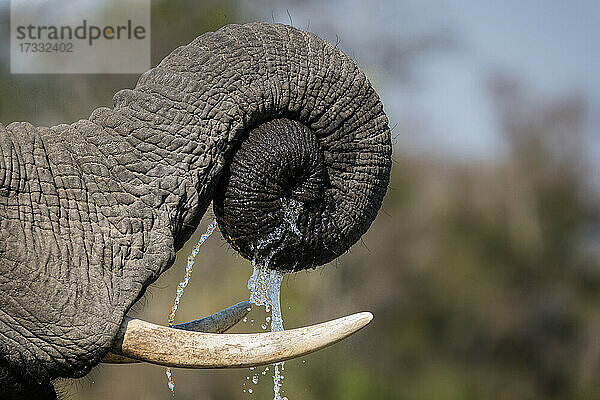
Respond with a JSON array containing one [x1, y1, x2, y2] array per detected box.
[[0, 22, 391, 399]]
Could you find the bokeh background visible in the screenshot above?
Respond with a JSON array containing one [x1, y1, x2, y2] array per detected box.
[[1, 0, 600, 399]]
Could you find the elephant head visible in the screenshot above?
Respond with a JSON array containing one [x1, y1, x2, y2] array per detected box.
[[0, 22, 391, 399]]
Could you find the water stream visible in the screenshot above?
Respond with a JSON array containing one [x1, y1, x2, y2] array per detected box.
[[245, 197, 302, 399], [247, 261, 286, 399], [166, 219, 218, 394], [165, 197, 301, 397]]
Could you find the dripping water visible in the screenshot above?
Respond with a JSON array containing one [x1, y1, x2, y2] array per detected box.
[[245, 197, 301, 399], [166, 219, 217, 394], [247, 261, 286, 399]]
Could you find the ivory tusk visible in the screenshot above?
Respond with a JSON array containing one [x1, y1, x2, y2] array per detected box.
[[109, 312, 373, 368], [102, 301, 252, 364]]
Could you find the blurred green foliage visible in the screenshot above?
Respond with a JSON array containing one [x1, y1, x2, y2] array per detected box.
[[1, 1, 599, 399]]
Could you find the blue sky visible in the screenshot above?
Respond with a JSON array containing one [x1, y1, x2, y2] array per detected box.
[[435, 0, 599, 158]]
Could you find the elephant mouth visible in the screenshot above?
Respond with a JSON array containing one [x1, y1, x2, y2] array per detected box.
[[102, 301, 372, 368]]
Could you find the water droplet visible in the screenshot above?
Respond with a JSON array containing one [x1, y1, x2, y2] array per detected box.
[[248, 388, 253, 394], [166, 368, 175, 393]]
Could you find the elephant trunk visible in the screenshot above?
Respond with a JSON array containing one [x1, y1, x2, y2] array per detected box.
[[91, 22, 391, 270]]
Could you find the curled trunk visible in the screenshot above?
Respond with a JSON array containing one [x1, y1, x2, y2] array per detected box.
[[92, 22, 392, 269]]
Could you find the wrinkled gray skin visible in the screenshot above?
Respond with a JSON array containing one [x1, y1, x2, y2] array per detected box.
[[0, 23, 391, 399]]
